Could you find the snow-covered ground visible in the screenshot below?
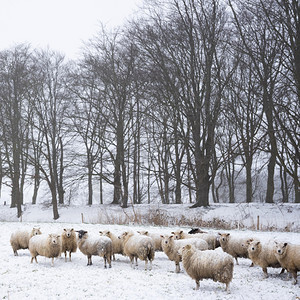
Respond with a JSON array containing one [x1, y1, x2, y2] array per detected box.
[[0, 203, 300, 299]]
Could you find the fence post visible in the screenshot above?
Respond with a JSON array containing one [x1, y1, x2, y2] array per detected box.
[[257, 215, 260, 230]]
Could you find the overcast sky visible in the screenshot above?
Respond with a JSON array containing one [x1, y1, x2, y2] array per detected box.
[[0, 0, 143, 59]]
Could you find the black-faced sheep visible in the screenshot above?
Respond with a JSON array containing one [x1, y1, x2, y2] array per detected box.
[[99, 230, 124, 260], [188, 228, 207, 234], [137, 230, 163, 251], [274, 242, 300, 284], [10, 227, 42, 256], [161, 235, 208, 273], [218, 233, 251, 265], [77, 230, 112, 268], [61, 228, 77, 262], [172, 230, 218, 250], [118, 231, 155, 270], [29, 234, 62, 266], [247, 240, 284, 278], [179, 244, 234, 292]]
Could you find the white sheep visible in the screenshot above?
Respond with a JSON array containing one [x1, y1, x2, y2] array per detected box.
[[218, 233, 252, 265], [274, 242, 300, 284], [99, 230, 124, 260], [179, 244, 234, 292], [29, 234, 62, 266], [247, 240, 285, 278], [77, 230, 112, 268], [161, 235, 208, 273], [172, 230, 218, 250], [61, 228, 77, 262], [10, 227, 42, 256], [137, 230, 163, 251], [118, 231, 155, 270]]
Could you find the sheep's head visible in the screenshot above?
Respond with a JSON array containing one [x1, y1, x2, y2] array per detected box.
[[242, 238, 254, 249], [248, 241, 261, 254], [118, 231, 133, 241], [171, 231, 183, 240], [31, 227, 42, 236], [76, 230, 88, 239], [274, 242, 288, 256], [161, 235, 174, 246], [137, 231, 148, 236], [178, 244, 192, 256], [63, 228, 74, 238], [218, 233, 230, 244], [49, 234, 60, 245]]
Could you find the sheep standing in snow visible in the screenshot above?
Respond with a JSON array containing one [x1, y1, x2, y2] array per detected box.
[[218, 233, 251, 265], [179, 244, 234, 291], [172, 230, 218, 250], [99, 230, 124, 260], [161, 235, 208, 273], [274, 242, 300, 284], [61, 228, 77, 262], [10, 227, 42, 256], [137, 230, 163, 251], [247, 240, 284, 278], [118, 231, 155, 270], [77, 230, 112, 268], [29, 234, 62, 266]]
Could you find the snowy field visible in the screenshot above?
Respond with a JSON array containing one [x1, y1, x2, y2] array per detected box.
[[1, 220, 300, 300]]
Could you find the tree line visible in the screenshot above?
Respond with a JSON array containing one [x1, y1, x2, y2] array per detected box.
[[0, 0, 299, 219]]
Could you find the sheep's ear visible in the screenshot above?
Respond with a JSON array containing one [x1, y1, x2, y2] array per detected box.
[[283, 243, 288, 247], [256, 241, 260, 245], [274, 241, 278, 245], [186, 244, 191, 250], [226, 233, 230, 236], [145, 231, 148, 234], [71, 228, 74, 231], [64, 229, 67, 232], [171, 231, 175, 234], [49, 234, 52, 237], [99, 231, 103, 234], [180, 230, 183, 234], [218, 233, 222, 236], [137, 231, 140, 234], [57, 235, 60, 238]]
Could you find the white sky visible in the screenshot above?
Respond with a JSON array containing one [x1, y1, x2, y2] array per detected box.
[[0, 0, 143, 59]]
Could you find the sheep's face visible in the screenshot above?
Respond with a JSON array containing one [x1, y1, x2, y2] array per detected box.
[[49, 234, 60, 245], [32, 227, 42, 236], [76, 230, 88, 239], [274, 242, 288, 256], [171, 231, 182, 240], [64, 228, 74, 238], [218, 233, 230, 244], [248, 241, 261, 254], [162, 235, 173, 246]]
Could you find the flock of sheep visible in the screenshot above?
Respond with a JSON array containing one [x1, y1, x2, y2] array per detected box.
[[10, 226, 300, 292]]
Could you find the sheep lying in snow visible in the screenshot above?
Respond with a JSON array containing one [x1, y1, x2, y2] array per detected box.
[[137, 230, 163, 251], [179, 244, 234, 292], [274, 242, 300, 284], [247, 240, 284, 278], [218, 233, 252, 265], [118, 231, 155, 270], [29, 234, 61, 266], [188, 228, 207, 234], [99, 230, 124, 260], [77, 230, 112, 268], [10, 227, 42, 256], [172, 230, 218, 250], [61, 228, 77, 262], [161, 235, 208, 273]]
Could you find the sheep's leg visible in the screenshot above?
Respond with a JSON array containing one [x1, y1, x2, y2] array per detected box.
[[262, 267, 268, 278], [135, 257, 138, 267], [225, 283, 231, 293], [235, 257, 239, 265], [195, 280, 200, 290], [279, 268, 285, 274], [175, 262, 180, 273], [108, 255, 112, 268], [130, 256, 134, 268], [149, 260, 152, 271], [30, 257, 34, 264], [69, 251, 72, 262], [291, 271, 298, 284], [64, 251, 67, 262], [51, 257, 54, 267], [87, 255, 92, 266], [145, 259, 148, 271], [103, 255, 107, 268], [14, 250, 18, 256], [249, 262, 254, 267], [113, 254, 116, 261]]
